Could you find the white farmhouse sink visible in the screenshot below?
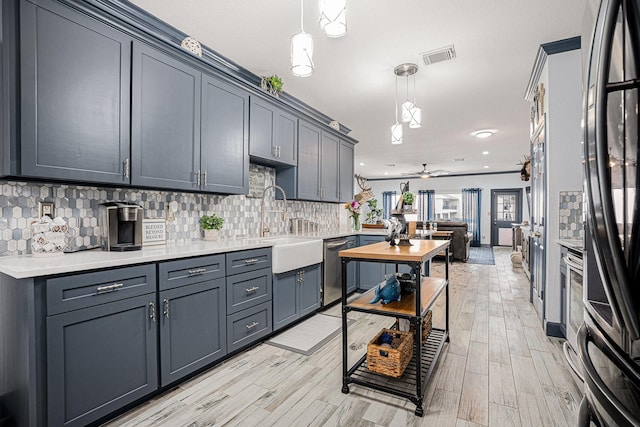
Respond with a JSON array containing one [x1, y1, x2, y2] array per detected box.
[[258, 236, 323, 274]]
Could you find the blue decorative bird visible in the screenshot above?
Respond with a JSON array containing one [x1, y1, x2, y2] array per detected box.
[[369, 275, 401, 304]]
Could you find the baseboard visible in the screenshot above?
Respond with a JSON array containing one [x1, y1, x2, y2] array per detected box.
[[545, 322, 565, 338]]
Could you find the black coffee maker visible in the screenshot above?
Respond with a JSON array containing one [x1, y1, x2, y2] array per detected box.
[[99, 202, 143, 251]]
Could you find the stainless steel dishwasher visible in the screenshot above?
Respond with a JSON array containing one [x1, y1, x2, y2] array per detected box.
[[322, 237, 348, 307]]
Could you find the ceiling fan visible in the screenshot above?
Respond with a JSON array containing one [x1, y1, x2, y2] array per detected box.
[[402, 163, 449, 178]]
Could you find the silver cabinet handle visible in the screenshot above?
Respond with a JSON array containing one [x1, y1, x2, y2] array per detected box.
[[196, 170, 201, 186], [163, 298, 170, 318], [149, 302, 156, 322], [96, 283, 124, 293], [123, 158, 130, 178], [244, 258, 259, 265], [272, 146, 277, 158], [246, 321, 259, 330], [203, 170, 208, 187], [188, 268, 207, 275], [245, 286, 260, 294]]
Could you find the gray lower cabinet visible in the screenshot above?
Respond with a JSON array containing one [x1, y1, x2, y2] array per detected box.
[[249, 97, 297, 166], [358, 235, 413, 290], [46, 265, 157, 427], [19, 0, 131, 184], [273, 263, 321, 331], [346, 236, 358, 294], [158, 255, 227, 386], [225, 248, 273, 352], [159, 279, 226, 386], [131, 41, 201, 190]]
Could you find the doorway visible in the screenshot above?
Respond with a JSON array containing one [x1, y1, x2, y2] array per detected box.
[[491, 189, 522, 246]]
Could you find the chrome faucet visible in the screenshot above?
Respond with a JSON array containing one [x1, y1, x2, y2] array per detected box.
[[260, 185, 287, 237]]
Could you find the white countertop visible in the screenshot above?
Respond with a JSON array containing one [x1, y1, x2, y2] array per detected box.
[[556, 238, 584, 252], [0, 229, 389, 279]]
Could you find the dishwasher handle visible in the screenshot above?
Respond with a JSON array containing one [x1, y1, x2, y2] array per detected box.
[[326, 239, 348, 249]]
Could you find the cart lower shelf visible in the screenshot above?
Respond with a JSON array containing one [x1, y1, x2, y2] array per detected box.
[[342, 328, 448, 416]]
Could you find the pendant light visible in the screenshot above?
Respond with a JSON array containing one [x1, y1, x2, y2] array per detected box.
[[394, 63, 421, 127], [319, 0, 347, 38], [291, 0, 314, 77], [409, 71, 422, 128], [391, 74, 403, 144]]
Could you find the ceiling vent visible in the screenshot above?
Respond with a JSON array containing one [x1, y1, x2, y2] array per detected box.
[[453, 158, 465, 162], [421, 45, 456, 66]]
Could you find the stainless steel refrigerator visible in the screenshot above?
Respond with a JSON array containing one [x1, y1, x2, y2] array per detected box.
[[579, 0, 640, 424]]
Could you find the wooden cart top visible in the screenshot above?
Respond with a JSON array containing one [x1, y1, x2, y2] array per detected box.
[[339, 239, 450, 263]]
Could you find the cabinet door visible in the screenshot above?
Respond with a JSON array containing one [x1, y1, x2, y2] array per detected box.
[[159, 279, 226, 386], [20, 0, 131, 184], [249, 97, 276, 161], [273, 270, 299, 331], [47, 294, 158, 427], [346, 237, 358, 294], [339, 140, 355, 202], [320, 132, 340, 202], [275, 109, 297, 166], [201, 75, 249, 194], [299, 263, 321, 317], [131, 42, 200, 190], [297, 120, 322, 201], [358, 235, 387, 290]]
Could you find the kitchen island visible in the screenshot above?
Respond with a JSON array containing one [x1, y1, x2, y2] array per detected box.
[[339, 239, 450, 416]]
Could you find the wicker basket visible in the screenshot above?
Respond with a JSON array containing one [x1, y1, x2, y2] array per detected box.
[[394, 310, 433, 344], [366, 329, 413, 378]]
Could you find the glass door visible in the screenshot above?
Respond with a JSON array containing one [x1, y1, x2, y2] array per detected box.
[[490, 189, 522, 246]]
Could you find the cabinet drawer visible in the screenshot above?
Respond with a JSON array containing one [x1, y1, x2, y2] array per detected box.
[[226, 268, 272, 315], [227, 301, 272, 353], [226, 248, 271, 275], [46, 264, 156, 315], [159, 254, 225, 291]]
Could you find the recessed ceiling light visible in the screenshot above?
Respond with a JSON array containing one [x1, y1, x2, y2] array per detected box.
[[384, 172, 389, 175], [482, 151, 489, 155], [471, 129, 496, 139], [483, 165, 490, 169], [359, 162, 365, 166]]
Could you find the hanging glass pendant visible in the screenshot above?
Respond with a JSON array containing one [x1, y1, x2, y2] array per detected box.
[[409, 106, 422, 128], [391, 122, 403, 144], [401, 101, 414, 122], [319, 0, 347, 38], [291, 31, 314, 77]]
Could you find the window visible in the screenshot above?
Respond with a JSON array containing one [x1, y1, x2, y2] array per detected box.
[[382, 191, 398, 219], [434, 193, 462, 221]]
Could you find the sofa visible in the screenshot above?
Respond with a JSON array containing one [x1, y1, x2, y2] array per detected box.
[[409, 221, 472, 261]]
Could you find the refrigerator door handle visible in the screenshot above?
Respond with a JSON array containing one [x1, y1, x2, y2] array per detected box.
[[577, 323, 640, 426], [586, 0, 640, 339]]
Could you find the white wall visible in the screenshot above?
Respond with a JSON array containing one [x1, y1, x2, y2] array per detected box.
[[367, 172, 529, 246]]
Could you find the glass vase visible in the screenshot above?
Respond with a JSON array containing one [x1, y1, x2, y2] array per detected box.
[[352, 215, 361, 231]]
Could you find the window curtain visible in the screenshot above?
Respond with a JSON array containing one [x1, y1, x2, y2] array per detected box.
[[382, 191, 396, 219], [462, 188, 482, 246], [418, 190, 435, 221]]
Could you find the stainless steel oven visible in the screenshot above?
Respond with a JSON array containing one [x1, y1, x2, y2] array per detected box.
[[564, 250, 584, 350]]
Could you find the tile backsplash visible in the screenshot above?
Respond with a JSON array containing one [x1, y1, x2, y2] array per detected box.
[[0, 165, 343, 257], [559, 191, 584, 239]]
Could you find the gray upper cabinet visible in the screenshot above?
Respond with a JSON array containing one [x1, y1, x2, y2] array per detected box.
[[201, 75, 249, 194], [320, 132, 340, 202], [339, 140, 355, 202], [249, 97, 297, 166], [297, 120, 322, 200], [131, 42, 201, 191], [296, 119, 343, 202], [19, 0, 131, 184]]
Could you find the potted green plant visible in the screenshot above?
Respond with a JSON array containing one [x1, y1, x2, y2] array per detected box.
[[402, 191, 414, 208], [365, 198, 383, 224], [200, 214, 224, 241], [260, 74, 283, 97]]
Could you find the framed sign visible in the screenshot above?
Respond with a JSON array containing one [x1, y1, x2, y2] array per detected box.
[[247, 169, 265, 198], [142, 219, 166, 246]]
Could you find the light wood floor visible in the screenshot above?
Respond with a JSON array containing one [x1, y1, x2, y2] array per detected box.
[[104, 248, 581, 426]]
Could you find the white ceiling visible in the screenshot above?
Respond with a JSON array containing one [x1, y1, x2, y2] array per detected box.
[[129, 0, 586, 179]]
